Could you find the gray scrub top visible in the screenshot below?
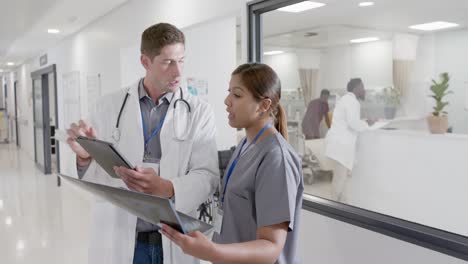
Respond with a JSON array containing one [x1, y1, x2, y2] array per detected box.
[[214, 133, 304, 264]]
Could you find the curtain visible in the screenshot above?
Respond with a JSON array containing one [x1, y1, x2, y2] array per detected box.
[[299, 68, 319, 106], [393, 59, 414, 97]]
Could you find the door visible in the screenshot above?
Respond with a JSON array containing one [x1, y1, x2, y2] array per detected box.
[[48, 72, 60, 175], [31, 65, 59, 176], [14, 81, 19, 147], [32, 75, 52, 174]]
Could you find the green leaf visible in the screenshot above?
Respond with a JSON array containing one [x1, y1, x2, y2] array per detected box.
[[429, 72, 452, 114]]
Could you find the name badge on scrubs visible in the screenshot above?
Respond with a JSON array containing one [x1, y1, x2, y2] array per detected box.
[[213, 180, 224, 234], [214, 207, 224, 234]]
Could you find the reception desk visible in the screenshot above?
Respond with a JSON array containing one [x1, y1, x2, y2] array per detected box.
[[347, 129, 468, 236]]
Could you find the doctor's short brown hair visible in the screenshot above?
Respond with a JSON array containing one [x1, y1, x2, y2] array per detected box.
[[140, 23, 185, 60]]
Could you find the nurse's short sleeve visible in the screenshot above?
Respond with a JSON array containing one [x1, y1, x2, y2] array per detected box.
[[255, 147, 300, 231]]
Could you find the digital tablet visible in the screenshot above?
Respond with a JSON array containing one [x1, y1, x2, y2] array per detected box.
[[76, 136, 135, 178], [59, 174, 213, 234]]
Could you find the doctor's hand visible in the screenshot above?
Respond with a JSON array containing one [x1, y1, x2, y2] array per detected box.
[[66, 120, 97, 167], [161, 224, 217, 262], [114, 166, 175, 198]]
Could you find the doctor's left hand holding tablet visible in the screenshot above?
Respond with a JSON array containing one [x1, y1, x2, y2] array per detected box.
[[65, 120, 173, 197]]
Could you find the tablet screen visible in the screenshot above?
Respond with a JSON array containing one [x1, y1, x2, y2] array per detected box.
[[76, 136, 134, 178]]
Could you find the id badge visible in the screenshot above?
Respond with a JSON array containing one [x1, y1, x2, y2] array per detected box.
[[139, 157, 160, 175], [213, 207, 224, 234]]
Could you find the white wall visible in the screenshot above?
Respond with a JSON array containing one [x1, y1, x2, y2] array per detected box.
[[351, 40, 393, 89], [183, 17, 237, 149], [17, 64, 35, 157], [263, 48, 321, 93], [299, 207, 465, 264], [403, 34, 435, 118], [296, 48, 321, 69], [263, 51, 301, 91], [320, 40, 393, 92]]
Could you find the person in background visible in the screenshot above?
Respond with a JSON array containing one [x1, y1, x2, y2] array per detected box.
[[161, 62, 304, 264], [325, 78, 373, 201], [302, 89, 331, 139]]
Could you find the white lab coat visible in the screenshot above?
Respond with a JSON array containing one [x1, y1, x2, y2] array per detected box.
[[81, 80, 219, 264], [325, 92, 369, 170]]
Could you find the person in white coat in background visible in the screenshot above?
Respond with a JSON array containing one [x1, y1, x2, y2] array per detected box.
[[325, 78, 373, 202], [65, 23, 218, 264]]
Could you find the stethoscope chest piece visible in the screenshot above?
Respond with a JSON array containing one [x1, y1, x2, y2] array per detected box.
[[112, 128, 121, 142]]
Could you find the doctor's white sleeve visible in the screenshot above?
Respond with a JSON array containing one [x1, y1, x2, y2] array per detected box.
[[171, 103, 219, 214], [345, 100, 369, 132]]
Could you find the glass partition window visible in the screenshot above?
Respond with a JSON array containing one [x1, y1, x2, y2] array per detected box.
[[260, 0, 468, 236]]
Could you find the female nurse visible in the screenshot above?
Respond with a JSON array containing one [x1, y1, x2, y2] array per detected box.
[[161, 62, 303, 264]]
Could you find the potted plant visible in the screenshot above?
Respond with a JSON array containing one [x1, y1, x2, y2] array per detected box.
[[427, 72, 452, 134], [380, 86, 401, 119]]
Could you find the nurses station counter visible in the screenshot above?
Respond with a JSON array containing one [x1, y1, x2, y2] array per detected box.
[[346, 128, 468, 236]]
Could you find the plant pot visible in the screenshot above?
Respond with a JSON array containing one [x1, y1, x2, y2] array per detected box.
[[426, 115, 448, 134], [384, 106, 397, 119]]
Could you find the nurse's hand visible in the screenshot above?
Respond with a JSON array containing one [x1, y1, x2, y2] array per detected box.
[[160, 224, 217, 261], [114, 166, 175, 198], [66, 120, 97, 166]]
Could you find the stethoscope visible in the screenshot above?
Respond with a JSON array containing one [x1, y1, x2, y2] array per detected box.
[[112, 79, 192, 142]]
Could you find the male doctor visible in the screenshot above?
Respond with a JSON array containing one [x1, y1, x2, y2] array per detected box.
[[66, 23, 218, 264], [325, 78, 372, 201]]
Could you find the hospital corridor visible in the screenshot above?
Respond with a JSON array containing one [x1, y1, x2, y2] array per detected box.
[[1, 0, 468, 263]]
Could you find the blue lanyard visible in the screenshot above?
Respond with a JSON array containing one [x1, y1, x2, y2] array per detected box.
[[221, 122, 273, 202], [141, 111, 166, 150]]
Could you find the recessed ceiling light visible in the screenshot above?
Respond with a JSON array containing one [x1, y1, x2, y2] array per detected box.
[[0, 69, 3, 73], [47, 29, 60, 34], [277, 1, 325, 13], [7, 62, 14, 66], [350, 37, 380, 43], [264, 51, 285, 55], [0, 199, 3, 209], [5, 216, 12, 226], [409, 21, 459, 31], [16, 240, 25, 251], [359, 2, 375, 7]]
